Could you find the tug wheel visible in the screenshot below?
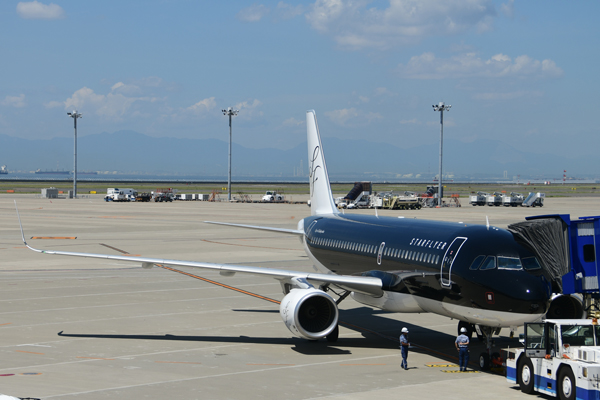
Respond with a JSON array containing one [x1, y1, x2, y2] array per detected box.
[[558, 368, 575, 400], [518, 357, 534, 394]]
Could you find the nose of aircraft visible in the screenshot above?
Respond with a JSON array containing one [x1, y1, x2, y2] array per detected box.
[[514, 275, 552, 315]]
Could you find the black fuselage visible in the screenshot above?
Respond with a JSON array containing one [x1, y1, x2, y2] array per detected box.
[[303, 213, 551, 323]]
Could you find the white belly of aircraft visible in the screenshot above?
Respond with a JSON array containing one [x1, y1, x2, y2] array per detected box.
[[352, 291, 544, 328]]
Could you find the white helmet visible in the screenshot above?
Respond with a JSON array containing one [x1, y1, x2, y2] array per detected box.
[[401, 327, 409, 333], [460, 327, 467, 333]]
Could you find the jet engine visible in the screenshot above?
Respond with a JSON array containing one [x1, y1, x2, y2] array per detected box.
[[280, 288, 338, 340], [546, 293, 585, 319]]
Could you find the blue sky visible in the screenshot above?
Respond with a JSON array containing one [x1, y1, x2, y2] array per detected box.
[[1, 1, 598, 159]]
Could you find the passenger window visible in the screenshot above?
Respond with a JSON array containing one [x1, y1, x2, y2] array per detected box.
[[522, 257, 542, 271], [480, 256, 496, 270], [469, 255, 485, 270], [497, 256, 523, 270]]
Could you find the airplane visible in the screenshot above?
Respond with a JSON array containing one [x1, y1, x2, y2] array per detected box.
[[16, 110, 579, 370]]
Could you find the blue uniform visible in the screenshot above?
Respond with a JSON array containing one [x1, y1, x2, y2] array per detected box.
[[455, 334, 470, 371], [399, 333, 409, 370]]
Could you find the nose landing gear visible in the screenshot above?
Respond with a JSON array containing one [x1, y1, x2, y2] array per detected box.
[[475, 325, 502, 371], [458, 321, 511, 371]]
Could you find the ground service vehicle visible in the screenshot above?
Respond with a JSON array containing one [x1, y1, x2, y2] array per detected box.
[[262, 191, 284, 202], [469, 191, 488, 206], [507, 319, 600, 400], [105, 188, 137, 202]]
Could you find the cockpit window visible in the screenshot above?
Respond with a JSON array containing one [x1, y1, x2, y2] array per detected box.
[[469, 255, 485, 270], [479, 256, 496, 270], [497, 256, 523, 270], [522, 257, 542, 271]]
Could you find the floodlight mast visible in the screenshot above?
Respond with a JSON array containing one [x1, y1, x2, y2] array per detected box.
[[432, 102, 451, 206], [67, 110, 82, 198], [221, 107, 239, 201]]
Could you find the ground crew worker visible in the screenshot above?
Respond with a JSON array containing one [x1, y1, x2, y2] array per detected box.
[[455, 327, 470, 372], [399, 327, 409, 370]]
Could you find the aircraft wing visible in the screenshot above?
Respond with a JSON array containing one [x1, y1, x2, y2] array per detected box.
[[204, 221, 304, 236], [16, 205, 382, 297]]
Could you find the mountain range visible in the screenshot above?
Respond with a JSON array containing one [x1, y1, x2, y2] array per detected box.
[[0, 131, 596, 181]]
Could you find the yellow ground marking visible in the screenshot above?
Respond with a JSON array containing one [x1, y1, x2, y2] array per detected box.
[[76, 357, 115, 360], [15, 350, 45, 355], [0, 323, 12, 326], [440, 370, 480, 373], [426, 363, 459, 368]]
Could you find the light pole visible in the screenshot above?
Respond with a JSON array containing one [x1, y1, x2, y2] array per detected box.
[[67, 110, 82, 198], [222, 107, 238, 201], [432, 102, 451, 206]]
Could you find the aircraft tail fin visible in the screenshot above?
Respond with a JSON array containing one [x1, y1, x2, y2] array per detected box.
[[306, 110, 338, 216]]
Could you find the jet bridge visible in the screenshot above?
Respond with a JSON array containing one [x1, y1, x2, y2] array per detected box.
[[508, 214, 600, 317]]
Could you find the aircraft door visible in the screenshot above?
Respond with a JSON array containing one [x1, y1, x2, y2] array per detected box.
[[306, 219, 320, 244], [440, 237, 467, 287], [377, 242, 385, 265]]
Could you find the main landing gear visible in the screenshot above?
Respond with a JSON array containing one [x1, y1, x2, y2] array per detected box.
[[324, 286, 351, 343]]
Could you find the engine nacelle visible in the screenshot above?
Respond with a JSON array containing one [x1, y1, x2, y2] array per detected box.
[[546, 293, 585, 319], [279, 288, 338, 340]]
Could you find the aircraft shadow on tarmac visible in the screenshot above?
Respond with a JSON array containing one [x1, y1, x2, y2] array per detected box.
[[57, 307, 520, 358]]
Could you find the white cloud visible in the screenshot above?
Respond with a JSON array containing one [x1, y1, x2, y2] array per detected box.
[[399, 118, 419, 125], [111, 82, 141, 95], [398, 52, 564, 79], [500, 0, 515, 18], [236, 3, 269, 22], [51, 86, 158, 120], [306, 0, 497, 50], [374, 87, 394, 97], [17, 1, 64, 20], [186, 97, 216, 115], [1, 94, 26, 108], [325, 107, 382, 126], [282, 117, 304, 127], [44, 100, 62, 108], [275, 2, 304, 20], [234, 99, 263, 118]]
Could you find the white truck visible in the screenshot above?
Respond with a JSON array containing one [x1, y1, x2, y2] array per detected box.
[[262, 191, 284, 202], [507, 319, 600, 400], [105, 188, 137, 202]]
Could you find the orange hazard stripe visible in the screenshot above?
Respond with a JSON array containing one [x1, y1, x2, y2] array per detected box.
[[158, 265, 281, 305], [15, 350, 45, 355], [31, 237, 76, 240]]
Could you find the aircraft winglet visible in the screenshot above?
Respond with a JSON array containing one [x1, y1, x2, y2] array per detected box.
[[15, 200, 42, 253]]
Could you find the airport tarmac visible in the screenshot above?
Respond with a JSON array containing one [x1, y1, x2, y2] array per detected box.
[[0, 194, 597, 399]]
